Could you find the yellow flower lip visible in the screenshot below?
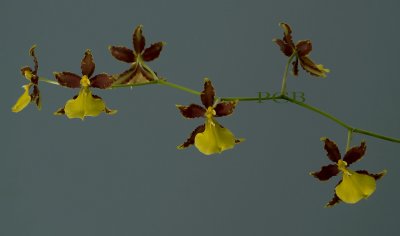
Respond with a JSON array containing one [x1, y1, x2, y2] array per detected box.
[[24, 70, 33, 81]]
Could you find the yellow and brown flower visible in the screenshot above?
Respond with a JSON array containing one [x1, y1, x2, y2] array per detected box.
[[273, 22, 330, 78], [177, 79, 243, 155], [12, 45, 42, 112], [54, 50, 116, 120], [109, 25, 164, 85], [310, 138, 386, 207]]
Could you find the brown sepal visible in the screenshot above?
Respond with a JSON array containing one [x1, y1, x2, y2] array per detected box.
[[109, 46, 135, 63], [273, 38, 294, 57], [31, 85, 41, 110], [142, 42, 164, 61], [133, 25, 146, 54], [299, 56, 325, 77], [310, 164, 339, 181], [356, 170, 387, 180], [90, 73, 114, 89], [200, 79, 215, 108], [325, 192, 341, 208], [215, 101, 237, 117], [343, 141, 366, 165], [279, 22, 295, 48], [55, 72, 81, 88], [178, 124, 205, 149], [321, 138, 341, 163], [29, 45, 39, 74], [20, 66, 32, 76], [292, 58, 299, 76], [177, 104, 206, 118], [81, 50, 95, 77], [296, 40, 312, 57], [54, 107, 65, 115]]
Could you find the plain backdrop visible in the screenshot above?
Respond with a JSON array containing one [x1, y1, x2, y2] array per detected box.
[[1, 0, 400, 235]]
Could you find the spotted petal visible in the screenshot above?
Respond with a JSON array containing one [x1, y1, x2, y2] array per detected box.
[[335, 169, 376, 204], [109, 46, 135, 63], [321, 137, 341, 163], [343, 141, 366, 165], [142, 42, 164, 61], [299, 56, 330, 78], [215, 101, 237, 117], [178, 124, 205, 149], [200, 79, 215, 108], [81, 49, 95, 77], [194, 119, 237, 155], [177, 104, 206, 118]]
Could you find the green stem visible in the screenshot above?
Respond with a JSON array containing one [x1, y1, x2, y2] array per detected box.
[[280, 53, 296, 95], [346, 129, 353, 151], [38, 75, 400, 144], [157, 79, 201, 96]]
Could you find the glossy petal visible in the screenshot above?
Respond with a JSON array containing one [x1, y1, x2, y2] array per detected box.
[[200, 79, 215, 108], [310, 164, 339, 181], [177, 104, 206, 118], [215, 101, 237, 117], [296, 40, 312, 57], [299, 56, 330, 78], [109, 46, 135, 63], [343, 141, 366, 165], [335, 169, 376, 204], [90, 73, 114, 89], [142, 42, 164, 61], [55, 72, 82, 88], [321, 137, 341, 162], [194, 119, 237, 155], [12, 84, 31, 112], [133, 25, 145, 54], [178, 124, 205, 149], [63, 88, 107, 120], [81, 49, 95, 77]]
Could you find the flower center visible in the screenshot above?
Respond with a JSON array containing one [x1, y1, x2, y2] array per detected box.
[[337, 159, 351, 176], [205, 106, 216, 119], [80, 75, 91, 87]]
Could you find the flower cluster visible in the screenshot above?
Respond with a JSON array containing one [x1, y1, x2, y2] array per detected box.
[[311, 138, 386, 207], [11, 24, 393, 208]]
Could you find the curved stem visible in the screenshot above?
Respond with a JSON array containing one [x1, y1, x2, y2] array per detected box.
[[38, 76, 400, 144], [280, 53, 296, 95]]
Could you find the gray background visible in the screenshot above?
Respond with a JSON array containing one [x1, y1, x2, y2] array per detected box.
[[1, 0, 400, 235]]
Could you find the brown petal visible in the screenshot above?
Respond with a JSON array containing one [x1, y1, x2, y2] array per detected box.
[[215, 101, 237, 117], [133, 25, 146, 54], [142, 42, 164, 61], [178, 124, 205, 149], [176, 104, 206, 118], [81, 49, 95, 77], [273, 38, 294, 57], [356, 170, 387, 180], [325, 192, 341, 208], [109, 46, 135, 63], [54, 72, 82, 88], [343, 141, 366, 165], [292, 58, 299, 76], [279, 22, 295, 48], [299, 56, 329, 78], [29, 45, 39, 74], [200, 78, 215, 108], [54, 107, 65, 115], [310, 164, 339, 181], [296, 40, 312, 57], [321, 137, 341, 163], [90, 73, 114, 89], [31, 85, 41, 110]]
